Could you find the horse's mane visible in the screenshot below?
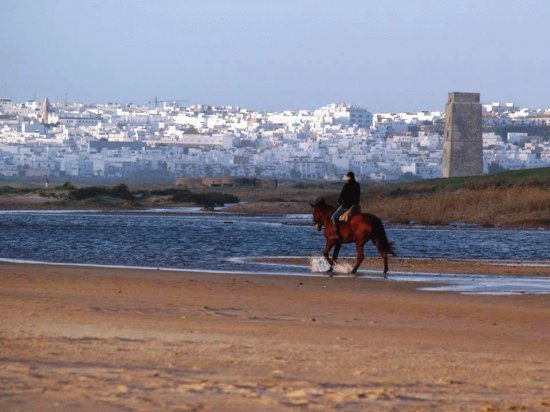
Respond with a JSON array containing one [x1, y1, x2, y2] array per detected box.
[[312, 198, 335, 211]]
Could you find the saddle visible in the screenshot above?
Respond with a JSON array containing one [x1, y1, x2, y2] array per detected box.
[[339, 204, 361, 222]]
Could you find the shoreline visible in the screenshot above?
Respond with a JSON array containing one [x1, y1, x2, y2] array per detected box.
[[5, 255, 550, 296], [3, 255, 550, 278], [0, 262, 549, 410], [251, 256, 550, 277]]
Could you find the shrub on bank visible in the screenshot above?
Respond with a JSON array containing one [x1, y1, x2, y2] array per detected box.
[[56, 182, 77, 191], [68, 184, 134, 201], [138, 187, 238, 207], [65, 184, 239, 207], [170, 190, 239, 207], [0, 186, 32, 195]]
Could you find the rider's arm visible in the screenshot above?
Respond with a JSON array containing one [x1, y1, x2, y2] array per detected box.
[[337, 186, 345, 206]]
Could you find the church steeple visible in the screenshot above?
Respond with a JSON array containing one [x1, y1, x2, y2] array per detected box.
[[42, 97, 50, 124]]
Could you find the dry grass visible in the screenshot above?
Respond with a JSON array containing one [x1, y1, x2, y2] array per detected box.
[[212, 169, 550, 228], [222, 186, 550, 228], [199, 169, 550, 228], [368, 187, 550, 228]]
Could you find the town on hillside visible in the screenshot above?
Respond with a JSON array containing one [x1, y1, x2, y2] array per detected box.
[[0, 98, 549, 182]]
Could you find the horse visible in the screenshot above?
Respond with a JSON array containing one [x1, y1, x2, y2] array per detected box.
[[310, 199, 396, 277]]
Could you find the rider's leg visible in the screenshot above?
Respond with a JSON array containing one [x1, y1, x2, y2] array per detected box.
[[331, 206, 346, 240]]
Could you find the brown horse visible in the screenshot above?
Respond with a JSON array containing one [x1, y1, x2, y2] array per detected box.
[[311, 199, 396, 277]]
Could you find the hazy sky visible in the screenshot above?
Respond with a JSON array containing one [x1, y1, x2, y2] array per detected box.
[[1, 0, 549, 111]]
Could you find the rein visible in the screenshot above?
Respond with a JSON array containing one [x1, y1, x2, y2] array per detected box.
[[314, 208, 335, 231]]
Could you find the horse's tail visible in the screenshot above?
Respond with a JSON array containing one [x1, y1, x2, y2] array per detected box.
[[370, 214, 397, 257]]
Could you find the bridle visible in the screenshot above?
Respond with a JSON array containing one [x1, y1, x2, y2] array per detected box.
[[313, 209, 334, 232]]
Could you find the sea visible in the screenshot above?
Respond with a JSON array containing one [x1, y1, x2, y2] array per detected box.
[[1, 209, 549, 294]]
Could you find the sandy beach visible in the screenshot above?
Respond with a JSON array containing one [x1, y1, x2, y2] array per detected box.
[[1, 262, 549, 411]]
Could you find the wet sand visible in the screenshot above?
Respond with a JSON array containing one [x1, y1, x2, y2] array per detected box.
[[1, 262, 549, 411], [253, 256, 550, 277]]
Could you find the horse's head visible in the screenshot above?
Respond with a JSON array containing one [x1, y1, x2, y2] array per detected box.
[[310, 198, 333, 232]]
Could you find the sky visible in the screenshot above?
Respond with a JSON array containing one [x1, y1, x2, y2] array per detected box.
[[1, 0, 549, 112]]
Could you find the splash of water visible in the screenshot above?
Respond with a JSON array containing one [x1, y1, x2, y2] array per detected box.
[[309, 256, 330, 272], [309, 256, 353, 273], [334, 261, 353, 273]]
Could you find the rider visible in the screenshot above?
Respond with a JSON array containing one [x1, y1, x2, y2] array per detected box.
[[331, 171, 360, 241]]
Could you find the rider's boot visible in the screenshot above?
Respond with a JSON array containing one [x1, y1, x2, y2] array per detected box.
[[330, 222, 343, 242]]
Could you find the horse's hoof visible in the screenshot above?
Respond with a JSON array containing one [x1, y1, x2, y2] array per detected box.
[[326, 267, 333, 273]]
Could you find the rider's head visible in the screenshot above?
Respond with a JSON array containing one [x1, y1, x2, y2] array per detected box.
[[345, 171, 355, 182]]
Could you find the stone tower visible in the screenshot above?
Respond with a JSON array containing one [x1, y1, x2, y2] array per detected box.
[[442, 92, 483, 177]]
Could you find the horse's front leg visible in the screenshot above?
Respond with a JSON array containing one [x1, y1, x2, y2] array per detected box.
[[323, 240, 336, 275], [351, 240, 366, 276], [332, 242, 342, 264]]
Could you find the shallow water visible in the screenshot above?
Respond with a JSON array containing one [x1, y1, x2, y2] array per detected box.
[[302, 256, 550, 295], [1, 211, 549, 294]]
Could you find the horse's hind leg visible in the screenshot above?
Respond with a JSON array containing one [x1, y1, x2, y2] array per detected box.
[[351, 240, 366, 275], [373, 239, 389, 277], [372, 239, 388, 278], [381, 250, 389, 278]]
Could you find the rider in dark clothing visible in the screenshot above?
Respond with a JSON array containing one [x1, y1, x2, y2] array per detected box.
[[331, 171, 360, 241]]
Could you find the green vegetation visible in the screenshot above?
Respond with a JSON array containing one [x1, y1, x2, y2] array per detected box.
[[64, 184, 239, 208], [0, 186, 33, 195], [69, 184, 135, 201], [0, 182, 240, 209], [143, 188, 239, 207], [368, 167, 550, 196]]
